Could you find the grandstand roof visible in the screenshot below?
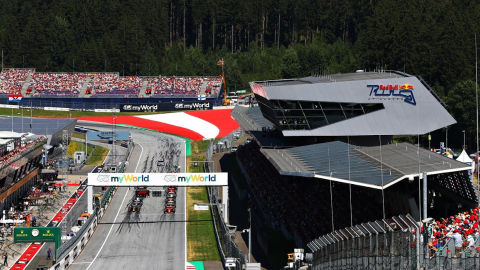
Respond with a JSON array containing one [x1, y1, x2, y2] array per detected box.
[[262, 141, 471, 189], [250, 71, 454, 136], [0, 131, 25, 138], [0, 117, 74, 136], [254, 70, 409, 86], [0, 138, 13, 144], [231, 106, 275, 131]]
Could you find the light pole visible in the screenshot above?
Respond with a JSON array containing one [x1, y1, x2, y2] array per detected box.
[[463, 130, 466, 150], [242, 208, 252, 263], [248, 208, 252, 263]]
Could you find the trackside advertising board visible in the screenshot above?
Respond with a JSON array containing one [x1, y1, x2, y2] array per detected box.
[[119, 101, 212, 112], [88, 173, 228, 186]]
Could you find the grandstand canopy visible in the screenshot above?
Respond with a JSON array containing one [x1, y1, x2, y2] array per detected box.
[[0, 131, 25, 138], [262, 141, 471, 189], [0, 139, 13, 145]]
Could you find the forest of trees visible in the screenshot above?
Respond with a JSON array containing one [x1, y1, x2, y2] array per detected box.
[[0, 0, 479, 148]]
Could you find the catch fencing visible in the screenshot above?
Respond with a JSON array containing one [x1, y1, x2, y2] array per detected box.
[[205, 128, 247, 269], [308, 214, 480, 270], [206, 128, 244, 159]]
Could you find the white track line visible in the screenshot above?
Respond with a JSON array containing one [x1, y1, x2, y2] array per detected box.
[[85, 141, 144, 270], [184, 142, 187, 266]]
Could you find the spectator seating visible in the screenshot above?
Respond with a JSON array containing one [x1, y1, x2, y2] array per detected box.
[[0, 136, 45, 167], [30, 73, 87, 97], [0, 69, 34, 95], [90, 74, 142, 97], [0, 69, 222, 98], [236, 142, 384, 245]]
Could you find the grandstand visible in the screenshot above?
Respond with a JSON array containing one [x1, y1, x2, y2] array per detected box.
[[0, 68, 223, 108], [231, 70, 479, 267], [0, 117, 75, 218]]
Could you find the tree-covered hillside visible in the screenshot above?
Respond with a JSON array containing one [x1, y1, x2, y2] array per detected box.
[[0, 0, 479, 148]]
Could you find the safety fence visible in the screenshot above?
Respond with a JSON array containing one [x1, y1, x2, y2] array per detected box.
[[206, 128, 244, 158], [49, 186, 117, 270], [204, 131, 247, 270], [47, 142, 128, 269], [55, 205, 97, 261], [307, 214, 480, 270]]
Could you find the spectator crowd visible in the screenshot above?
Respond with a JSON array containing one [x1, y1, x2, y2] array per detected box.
[[0, 69, 34, 95], [427, 208, 480, 258], [236, 141, 384, 246], [0, 68, 222, 98], [30, 73, 87, 97], [0, 136, 45, 168]]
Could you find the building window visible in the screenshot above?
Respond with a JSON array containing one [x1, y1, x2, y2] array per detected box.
[[266, 100, 385, 131]]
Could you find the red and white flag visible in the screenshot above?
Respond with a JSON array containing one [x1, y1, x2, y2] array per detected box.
[[8, 94, 22, 102]]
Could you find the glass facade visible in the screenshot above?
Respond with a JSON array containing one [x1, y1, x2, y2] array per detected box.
[[270, 100, 385, 130]]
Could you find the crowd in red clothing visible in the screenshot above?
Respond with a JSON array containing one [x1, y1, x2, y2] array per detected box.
[[0, 69, 222, 98], [0, 136, 45, 167], [427, 207, 480, 257], [0, 69, 34, 95], [30, 73, 87, 97], [89, 74, 142, 97], [147, 76, 221, 97]]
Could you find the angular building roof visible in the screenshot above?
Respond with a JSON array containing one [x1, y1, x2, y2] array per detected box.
[[250, 71, 454, 136], [262, 141, 470, 189]]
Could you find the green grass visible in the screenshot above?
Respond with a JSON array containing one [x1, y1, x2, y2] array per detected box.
[[67, 140, 94, 158], [187, 186, 221, 261], [187, 156, 207, 173], [71, 132, 86, 140], [0, 108, 172, 118], [186, 155, 220, 261], [86, 145, 109, 165], [190, 139, 220, 155]]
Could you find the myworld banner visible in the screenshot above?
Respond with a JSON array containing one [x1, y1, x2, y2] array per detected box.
[[119, 101, 212, 112], [88, 173, 228, 186]]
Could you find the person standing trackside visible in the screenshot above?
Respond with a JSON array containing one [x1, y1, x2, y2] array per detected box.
[[451, 230, 464, 258], [47, 248, 51, 260], [3, 252, 8, 266]]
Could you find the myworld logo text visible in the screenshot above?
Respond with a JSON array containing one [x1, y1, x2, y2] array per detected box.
[[177, 174, 217, 183], [175, 102, 210, 109], [98, 174, 150, 183], [122, 104, 158, 111], [89, 173, 228, 186]]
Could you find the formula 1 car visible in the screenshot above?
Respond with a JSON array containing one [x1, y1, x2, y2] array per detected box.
[[166, 191, 176, 200], [166, 200, 176, 208], [167, 187, 177, 194], [164, 205, 175, 214], [165, 197, 176, 204], [128, 198, 143, 212]]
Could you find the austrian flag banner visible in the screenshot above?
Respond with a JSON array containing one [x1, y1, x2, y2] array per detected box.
[[8, 94, 22, 102]]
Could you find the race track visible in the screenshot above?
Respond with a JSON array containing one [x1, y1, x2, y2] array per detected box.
[[68, 121, 186, 270]]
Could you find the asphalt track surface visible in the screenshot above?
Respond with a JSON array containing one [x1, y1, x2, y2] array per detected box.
[[68, 121, 186, 270]]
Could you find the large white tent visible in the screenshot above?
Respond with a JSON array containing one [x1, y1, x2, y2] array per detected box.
[[456, 149, 475, 178], [456, 149, 473, 163]]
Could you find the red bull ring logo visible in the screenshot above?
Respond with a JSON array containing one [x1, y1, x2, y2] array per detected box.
[[368, 84, 416, 106]]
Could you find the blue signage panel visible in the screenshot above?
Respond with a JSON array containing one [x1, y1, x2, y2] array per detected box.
[[87, 131, 130, 141]]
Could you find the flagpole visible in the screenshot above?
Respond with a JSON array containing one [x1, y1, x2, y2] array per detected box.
[[476, 33, 479, 219]]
